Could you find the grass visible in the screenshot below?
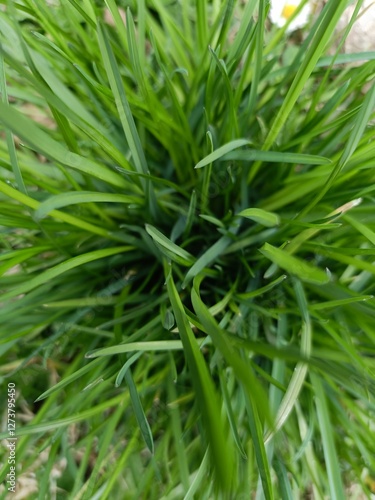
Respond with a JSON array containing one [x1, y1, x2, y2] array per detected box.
[[0, 0, 374, 498]]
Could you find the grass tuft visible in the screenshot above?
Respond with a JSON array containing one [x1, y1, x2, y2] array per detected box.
[[0, 0, 374, 497]]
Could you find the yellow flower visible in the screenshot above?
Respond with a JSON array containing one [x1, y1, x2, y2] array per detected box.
[[269, 0, 311, 32]]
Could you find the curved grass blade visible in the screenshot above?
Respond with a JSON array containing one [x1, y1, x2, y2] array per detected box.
[[224, 150, 331, 165], [86, 340, 204, 358], [183, 447, 210, 500], [115, 352, 143, 387], [0, 394, 124, 439], [0, 179, 115, 239], [219, 369, 247, 460], [195, 140, 331, 169], [35, 358, 104, 402], [146, 224, 195, 266], [237, 275, 287, 300], [0, 102, 127, 188], [35, 191, 142, 219], [238, 208, 280, 227], [192, 275, 273, 498], [0, 54, 27, 194], [312, 374, 345, 500], [195, 139, 250, 169], [191, 275, 271, 423], [182, 234, 233, 289], [97, 21, 159, 218], [265, 279, 311, 444], [165, 262, 235, 493], [97, 22, 147, 179], [1, 246, 132, 301], [260, 243, 330, 285], [124, 367, 154, 454]]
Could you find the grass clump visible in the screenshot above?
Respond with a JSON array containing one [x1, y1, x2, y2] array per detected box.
[[0, 0, 374, 498]]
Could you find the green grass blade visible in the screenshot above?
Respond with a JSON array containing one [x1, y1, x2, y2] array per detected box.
[[97, 22, 147, 178], [97, 22, 159, 219], [115, 352, 143, 387], [146, 224, 195, 266], [195, 139, 250, 169], [0, 179, 116, 238], [1, 246, 132, 301], [264, 0, 348, 149], [219, 370, 247, 460], [0, 54, 27, 194], [245, 396, 274, 500], [0, 102, 126, 188], [311, 374, 346, 500], [124, 367, 154, 454], [223, 150, 331, 165], [237, 208, 280, 227], [86, 340, 204, 358], [196, 0, 208, 52], [265, 280, 311, 443], [183, 447, 210, 500], [260, 243, 330, 284], [191, 275, 271, 423], [165, 262, 236, 493], [195, 140, 331, 169], [35, 359, 104, 401], [245, 0, 265, 119], [237, 275, 287, 300], [35, 191, 142, 219], [182, 234, 233, 289], [301, 82, 375, 217]]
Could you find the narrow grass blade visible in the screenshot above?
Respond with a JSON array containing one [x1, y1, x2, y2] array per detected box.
[[237, 275, 287, 300], [0, 102, 127, 187], [264, 0, 348, 150], [273, 456, 294, 499], [195, 139, 250, 169], [245, 396, 274, 500], [146, 224, 195, 266], [196, 142, 331, 169], [35, 191, 142, 219], [183, 447, 210, 500], [260, 243, 330, 285], [182, 234, 233, 289], [1, 246, 132, 301], [97, 21, 158, 218], [238, 208, 280, 227], [35, 359, 104, 401], [219, 370, 247, 460], [224, 150, 331, 165], [115, 352, 143, 387], [165, 262, 235, 493], [97, 23, 147, 178], [124, 367, 154, 454], [0, 54, 27, 194], [0, 179, 116, 238], [0, 395, 124, 439], [196, 0, 208, 52], [300, 82, 375, 217], [245, 0, 265, 119], [312, 374, 346, 500], [86, 340, 204, 358], [208, 46, 239, 137], [168, 371, 190, 493], [344, 214, 375, 246], [265, 280, 311, 444], [191, 275, 271, 423]]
